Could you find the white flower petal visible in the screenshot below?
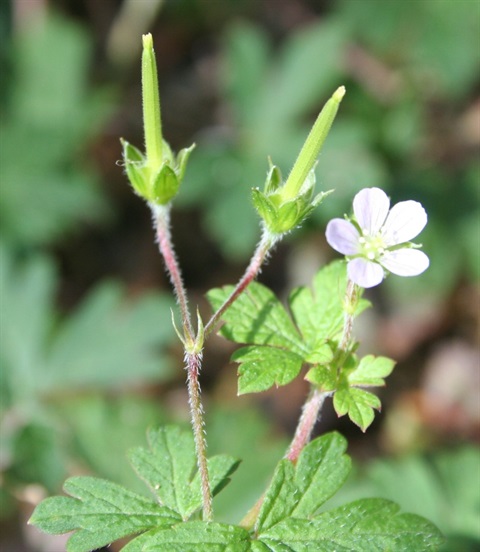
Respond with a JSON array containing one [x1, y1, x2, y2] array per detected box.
[[326, 219, 360, 255], [380, 248, 430, 276], [382, 200, 427, 245], [353, 188, 390, 236], [347, 258, 385, 288]]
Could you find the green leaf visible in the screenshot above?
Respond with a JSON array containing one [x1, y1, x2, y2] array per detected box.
[[207, 281, 304, 354], [28, 476, 180, 552], [256, 432, 351, 532], [125, 521, 251, 551], [289, 261, 368, 349], [348, 355, 395, 387], [258, 498, 443, 551], [305, 363, 338, 392], [233, 346, 303, 394], [333, 386, 381, 432], [207, 262, 368, 395], [327, 354, 395, 431], [129, 426, 239, 519]]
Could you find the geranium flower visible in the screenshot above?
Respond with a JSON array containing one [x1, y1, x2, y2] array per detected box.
[[326, 187, 429, 288]]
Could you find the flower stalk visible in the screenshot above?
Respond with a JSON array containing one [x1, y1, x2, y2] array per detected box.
[[154, 206, 193, 341], [186, 351, 212, 521], [285, 388, 330, 463], [285, 277, 357, 462], [204, 230, 275, 338]]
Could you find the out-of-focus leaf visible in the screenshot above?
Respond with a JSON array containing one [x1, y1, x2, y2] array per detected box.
[[9, 422, 67, 492], [129, 426, 239, 520], [0, 246, 176, 409], [205, 408, 287, 524], [56, 395, 168, 496], [337, 0, 480, 97], [44, 282, 175, 389], [207, 262, 368, 395], [0, 14, 109, 246]]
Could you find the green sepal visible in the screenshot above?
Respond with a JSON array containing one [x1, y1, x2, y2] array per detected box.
[[161, 139, 174, 164], [275, 199, 303, 233], [121, 139, 149, 198], [175, 143, 196, 182], [251, 188, 277, 228], [263, 163, 283, 194], [297, 167, 317, 200], [312, 189, 333, 208], [253, 165, 333, 235], [151, 164, 180, 205]]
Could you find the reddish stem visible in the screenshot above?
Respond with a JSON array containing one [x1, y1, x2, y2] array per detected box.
[[286, 388, 329, 462], [154, 205, 212, 519], [155, 206, 193, 340], [186, 351, 212, 521], [204, 231, 274, 338]]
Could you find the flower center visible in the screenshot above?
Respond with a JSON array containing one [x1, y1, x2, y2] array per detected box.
[[358, 231, 386, 261]]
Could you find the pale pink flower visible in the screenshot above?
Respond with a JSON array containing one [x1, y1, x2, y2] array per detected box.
[[326, 187, 429, 288]]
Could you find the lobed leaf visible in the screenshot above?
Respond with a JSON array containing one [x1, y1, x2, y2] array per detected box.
[[289, 261, 368, 348], [28, 476, 180, 552], [233, 346, 303, 394], [207, 282, 305, 354], [125, 521, 251, 551], [333, 386, 381, 432], [256, 432, 351, 532], [129, 426, 239, 519], [259, 498, 443, 551], [207, 262, 369, 396], [348, 354, 395, 387]]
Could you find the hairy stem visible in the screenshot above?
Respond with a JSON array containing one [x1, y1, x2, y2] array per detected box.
[[285, 388, 330, 462], [204, 231, 275, 338], [154, 205, 193, 340], [287, 278, 358, 459], [338, 279, 357, 354], [154, 205, 212, 518], [186, 351, 212, 521]]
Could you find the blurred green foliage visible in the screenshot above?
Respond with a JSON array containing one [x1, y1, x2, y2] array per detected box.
[[0, 245, 176, 507], [0, 15, 108, 245]]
